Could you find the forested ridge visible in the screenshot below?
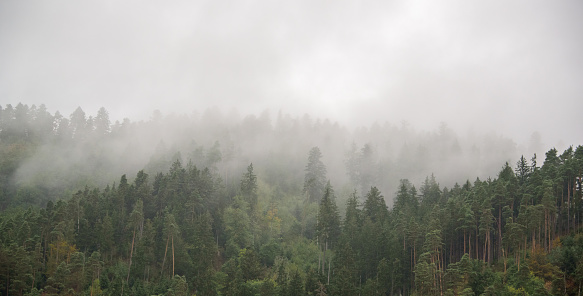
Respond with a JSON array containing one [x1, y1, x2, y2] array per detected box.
[[1, 103, 583, 295]]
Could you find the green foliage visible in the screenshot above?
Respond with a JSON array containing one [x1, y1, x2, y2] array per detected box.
[[224, 197, 252, 257], [1, 106, 583, 296], [317, 183, 341, 250], [304, 147, 327, 203], [168, 275, 188, 296], [241, 163, 258, 211]]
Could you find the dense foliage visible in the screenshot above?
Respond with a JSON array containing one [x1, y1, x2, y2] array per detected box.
[[1, 103, 582, 295]]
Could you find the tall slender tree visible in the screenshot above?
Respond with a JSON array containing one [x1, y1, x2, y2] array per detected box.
[[304, 147, 327, 203], [317, 182, 340, 278]]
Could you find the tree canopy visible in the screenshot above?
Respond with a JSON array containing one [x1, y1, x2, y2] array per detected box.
[[1, 103, 582, 295]]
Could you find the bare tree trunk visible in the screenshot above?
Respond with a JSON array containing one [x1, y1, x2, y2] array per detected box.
[[524, 235, 527, 262], [549, 212, 552, 251], [502, 248, 507, 273], [126, 229, 136, 286], [411, 247, 413, 274], [413, 242, 416, 270], [498, 207, 502, 260], [487, 232, 490, 264], [532, 229, 536, 253], [322, 239, 327, 275], [568, 181, 571, 233], [517, 251, 520, 271], [161, 235, 169, 276], [327, 259, 331, 285], [483, 236, 487, 262], [463, 230, 466, 255], [172, 235, 175, 277], [318, 252, 322, 274], [476, 226, 479, 260], [318, 252, 321, 274], [468, 233, 472, 259]]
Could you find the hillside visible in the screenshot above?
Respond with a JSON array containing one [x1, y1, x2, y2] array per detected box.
[[1, 103, 582, 295]]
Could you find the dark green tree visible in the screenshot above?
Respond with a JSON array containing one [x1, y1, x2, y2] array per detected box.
[[317, 182, 340, 281], [304, 147, 327, 203], [241, 163, 258, 213]]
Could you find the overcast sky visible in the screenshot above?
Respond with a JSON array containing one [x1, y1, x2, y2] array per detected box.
[[1, 0, 582, 148]]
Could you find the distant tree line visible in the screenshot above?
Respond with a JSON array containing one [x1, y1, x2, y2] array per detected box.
[[0, 103, 525, 209]]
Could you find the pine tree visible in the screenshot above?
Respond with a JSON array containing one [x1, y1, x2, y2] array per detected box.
[[330, 241, 357, 296], [304, 147, 327, 203], [363, 187, 387, 224], [224, 197, 252, 257], [317, 182, 340, 279], [287, 269, 305, 296], [241, 163, 258, 213]]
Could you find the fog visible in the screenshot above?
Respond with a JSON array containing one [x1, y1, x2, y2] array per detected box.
[[1, 1, 582, 203], [0, 104, 547, 207], [2, 1, 582, 146]]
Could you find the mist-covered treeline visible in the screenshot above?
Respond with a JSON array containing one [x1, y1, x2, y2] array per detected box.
[[3, 103, 582, 296], [0, 103, 526, 209]]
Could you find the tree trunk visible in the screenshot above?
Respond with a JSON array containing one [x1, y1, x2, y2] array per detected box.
[[498, 207, 502, 260], [413, 241, 416, 270], [475, 227, 479, 260], [514, 248, 520, 271], [483, 236, 487, 262], [327, 259, 331, 285], [468, 233, 472, 259], [126, 229, 136, 286], [487, 229, 492, 265], [172, 235, 175, 277], [568, 180, 571, 233], [322, 239, 327, 275], [56, 237, 59, 265], [31, 268, 35, 290], [463, 230, 466, 255], [449, 239, 454, 261], [524, 235, 527, 262], [532, 229, 536, 253], [502, 248, 507, 273], [161, 235, 169, 276], [411, 247, 413, 274], [318, 251, 321, 275]]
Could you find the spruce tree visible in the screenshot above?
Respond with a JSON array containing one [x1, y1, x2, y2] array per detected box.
[[317, 182, 340, 278], [304, 147, 327, 203]]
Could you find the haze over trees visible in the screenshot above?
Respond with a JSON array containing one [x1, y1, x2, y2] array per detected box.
[[1, 103, 582, 295], [0, 104, 527, 208]]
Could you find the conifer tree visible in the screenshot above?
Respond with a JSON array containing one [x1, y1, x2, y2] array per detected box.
[[304, 147, 327, 203], [317, 182, 340, 278], [241, 163, 258, 212]]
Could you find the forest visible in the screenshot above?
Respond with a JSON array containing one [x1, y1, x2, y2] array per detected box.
[[1, 103, 583, 296]]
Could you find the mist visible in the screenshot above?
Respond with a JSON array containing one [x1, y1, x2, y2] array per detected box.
[[1, 0, 582, 149], [0, 103, 546, 208], [1, 1, 582, 203], [3, 3, 583, 293]]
